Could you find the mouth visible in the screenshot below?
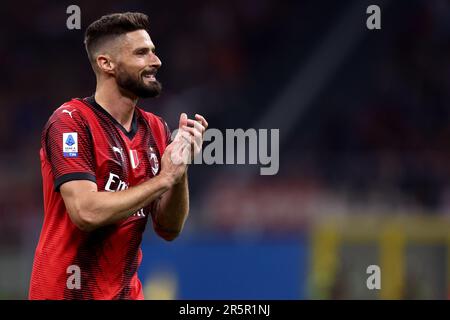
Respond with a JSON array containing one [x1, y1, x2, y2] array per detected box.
[[142, 70, 157, 82]]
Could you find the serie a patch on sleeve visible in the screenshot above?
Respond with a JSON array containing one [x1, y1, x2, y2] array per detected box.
[[63, 132, 78, 157]]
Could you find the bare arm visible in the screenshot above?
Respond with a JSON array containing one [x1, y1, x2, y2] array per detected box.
[[60, 174, 173, 232], [60, 125, 187, 232], [151, 113, 208, 240], [60, 113, 207, 238], [152, 171, 189, 241]]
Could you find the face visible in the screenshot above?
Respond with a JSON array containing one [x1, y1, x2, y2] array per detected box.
[[114, 30, 162, 98]]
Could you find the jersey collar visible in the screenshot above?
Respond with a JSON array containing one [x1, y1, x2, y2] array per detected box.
[[83, 95, 139, 140]]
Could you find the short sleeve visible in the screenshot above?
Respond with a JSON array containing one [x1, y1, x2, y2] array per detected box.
[[43, 108, 96, 191]]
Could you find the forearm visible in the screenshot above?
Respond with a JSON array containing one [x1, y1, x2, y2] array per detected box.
[[92, 175, 172, 224], [64, 175, 172, 231], [153, 171, 189, 238], [148, 112, 206, 239]]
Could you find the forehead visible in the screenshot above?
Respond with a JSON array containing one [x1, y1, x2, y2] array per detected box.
[[121, 29, 155, 50]]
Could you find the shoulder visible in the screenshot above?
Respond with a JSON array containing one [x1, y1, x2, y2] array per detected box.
[[138, 108, 170, 132], [42, 99, 93, 139], [46, 99, 91, 128], [138, 108, 167, 126], [137, 108, 172, 147]]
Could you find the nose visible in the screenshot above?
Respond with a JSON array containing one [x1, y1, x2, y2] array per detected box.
[[151, 53, 162, 69]]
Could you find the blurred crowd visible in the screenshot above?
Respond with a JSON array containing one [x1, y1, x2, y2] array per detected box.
[[1, 0, 450, 245], [204, 0, 450, 233]]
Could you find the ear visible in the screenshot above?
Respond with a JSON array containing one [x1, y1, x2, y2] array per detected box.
[[96, 54, 115, 75]]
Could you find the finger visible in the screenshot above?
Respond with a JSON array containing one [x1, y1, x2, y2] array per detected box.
[[176, 130, 192, 146], [181, 125, 202, 152], [186, 119, 205, 134], [173, 127, 190, 141], [182, 125, 203, 141], [178, 113, 188, 130], [169, 142, 185, 165], [182, 126, 203, 155], [181, 145, 192, 164], [176, 140, 192, 162], [192, 142, 201, 156], [173, 138, 193, 165], [195, 114, 208, 129]]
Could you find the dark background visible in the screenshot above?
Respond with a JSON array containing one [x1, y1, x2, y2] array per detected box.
[[1, 0, 450, 299]]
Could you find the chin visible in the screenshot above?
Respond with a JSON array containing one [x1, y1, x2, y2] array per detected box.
[[138, 87, 161, 99]]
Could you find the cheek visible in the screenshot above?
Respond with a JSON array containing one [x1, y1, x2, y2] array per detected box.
[[117, 59, 143, 76], [128, 57, 147, 70]]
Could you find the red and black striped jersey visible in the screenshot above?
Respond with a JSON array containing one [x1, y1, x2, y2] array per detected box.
[[29, 96, 171, 300]]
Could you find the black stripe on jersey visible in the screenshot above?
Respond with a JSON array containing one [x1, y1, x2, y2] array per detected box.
[[83, 96, 138, 140], [54, 172, 97, 192]]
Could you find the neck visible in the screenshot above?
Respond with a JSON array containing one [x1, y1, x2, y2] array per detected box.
[[94, 78, 138, 131]]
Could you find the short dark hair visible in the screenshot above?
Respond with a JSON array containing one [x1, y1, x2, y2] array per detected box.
[[84, 12, 150, 63]]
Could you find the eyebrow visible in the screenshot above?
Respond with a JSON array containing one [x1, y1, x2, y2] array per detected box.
[[133, 46, 156, 54]]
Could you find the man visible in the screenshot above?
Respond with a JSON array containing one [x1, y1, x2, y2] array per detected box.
[[29, 12, 207, 300]]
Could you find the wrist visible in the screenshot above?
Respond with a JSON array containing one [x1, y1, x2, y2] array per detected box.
[[171, 172, 186, 187], [157, 172, 175, 190]]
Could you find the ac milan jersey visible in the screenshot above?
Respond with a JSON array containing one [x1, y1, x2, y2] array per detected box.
[[29, 96, 171, 300]]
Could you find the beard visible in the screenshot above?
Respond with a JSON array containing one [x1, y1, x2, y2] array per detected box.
[[116, 67, 162, 99]]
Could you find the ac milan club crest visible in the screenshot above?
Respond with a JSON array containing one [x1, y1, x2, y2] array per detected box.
[[148, 147, 159, 176]]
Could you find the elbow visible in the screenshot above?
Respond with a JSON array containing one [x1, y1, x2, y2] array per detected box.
[[153, 211, 188, 242], [154, 226, 182, 242], [69, 208, 100, 232], [161, 234, 179, 242], [76, 217, 98, 232]]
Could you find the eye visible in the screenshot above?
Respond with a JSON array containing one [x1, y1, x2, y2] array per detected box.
[[135, 48, 149, 56]]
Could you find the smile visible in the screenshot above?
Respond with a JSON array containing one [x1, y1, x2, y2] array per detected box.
[[143, 74, 156, 81]]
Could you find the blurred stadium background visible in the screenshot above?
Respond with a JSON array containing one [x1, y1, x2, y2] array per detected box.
[[1, 0, 450, 299]]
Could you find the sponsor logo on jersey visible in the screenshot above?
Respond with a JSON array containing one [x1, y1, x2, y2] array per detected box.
[[133, 208, 146, 218], [104, 172, 129, 192], [62, 109, 77, 119], [104, 172, 146, 219], [63, 132, 78, 157]]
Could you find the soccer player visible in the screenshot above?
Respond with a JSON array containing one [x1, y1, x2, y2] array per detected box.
[[29, 12, 208, 300]]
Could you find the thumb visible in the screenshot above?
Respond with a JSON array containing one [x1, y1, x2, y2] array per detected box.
[[178, 113, 188, 129]]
